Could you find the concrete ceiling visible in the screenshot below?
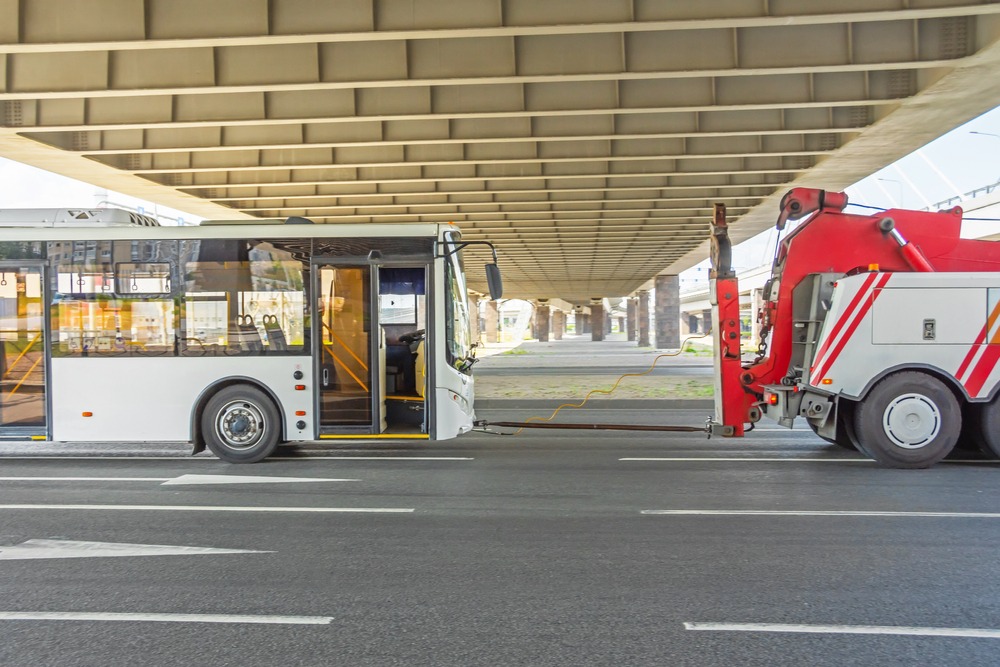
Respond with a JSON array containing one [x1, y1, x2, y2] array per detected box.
[[2, 0, 1000, 302]]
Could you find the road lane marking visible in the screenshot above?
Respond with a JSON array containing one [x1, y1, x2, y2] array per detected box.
[[684, 622, 1000, 639], [0, 504, 413, 513], [644, 510, 1000, 518], [0, 539, 268, 561], [0, 456, 473, 461], [0, 612, 332, 625], [0, 475, 358, 485], [621, 457, 997, 463], [161, 474, 357, 485], [0, 477, 168, 482]]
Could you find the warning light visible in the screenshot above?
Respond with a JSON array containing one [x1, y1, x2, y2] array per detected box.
[[868, 263, 880, 271], [295, 410, 307, 416], [767, 394, 779, 406], [821, 378, 833, 385], [81, 411, 93, 417], [294, 384, 306, 391]]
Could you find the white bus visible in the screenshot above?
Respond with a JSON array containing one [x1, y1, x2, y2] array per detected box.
[[0, 209, 501, 462]]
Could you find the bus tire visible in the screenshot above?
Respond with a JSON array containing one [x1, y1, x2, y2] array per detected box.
[[854, 371, 960, 469], [202, 385, 281, 463], [977, 396, 1000, 459]]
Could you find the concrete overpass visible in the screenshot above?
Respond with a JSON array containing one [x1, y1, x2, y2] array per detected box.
[[2, 1, 1000, 305]]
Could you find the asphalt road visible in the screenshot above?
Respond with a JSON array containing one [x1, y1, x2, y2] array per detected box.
[[2, 408, 1000, 666]]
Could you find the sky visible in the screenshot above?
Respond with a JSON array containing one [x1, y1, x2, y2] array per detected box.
[[2, 104, 999, 283], [679, 104, 1000, 284]]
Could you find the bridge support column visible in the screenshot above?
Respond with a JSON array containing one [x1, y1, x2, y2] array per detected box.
[[655, 275, 680, 349], [485, 300, 499, 343], [468, 295, 480, 344], [627, 298, 637, 341], [590, 301, 604, 341], [553, 311, 564, 340], [637, 291, 650, 347], [536, 302, 550, 342]]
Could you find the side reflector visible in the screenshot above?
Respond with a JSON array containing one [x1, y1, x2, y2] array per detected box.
[[295, 410, 306, 416], [868, 263, 880, 271], [82, 411, 93, 417], [821, 378, 833, 385], [294, 385, 306, 391]]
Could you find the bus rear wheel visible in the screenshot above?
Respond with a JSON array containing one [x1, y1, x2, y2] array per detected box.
[[854, 371, 960, 469], [202, 385, 281, 463]]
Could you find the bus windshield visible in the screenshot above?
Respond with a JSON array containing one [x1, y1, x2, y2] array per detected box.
[[443, 231, 473, 374]]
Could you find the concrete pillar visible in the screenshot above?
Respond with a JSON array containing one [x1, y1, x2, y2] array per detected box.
[[553, 311, 564, 340], [485, 300, 499, 343], [637, 291, 650, 347], [626, 299, 637, 341], [655, 275, 681, 349], [702, 308, 713, 335], [604, 312, 612, 335], [617, 316, 624, 334], [468, 295, 480, 344], [536, 303, 551, 343], [591, 302, 604, 341]]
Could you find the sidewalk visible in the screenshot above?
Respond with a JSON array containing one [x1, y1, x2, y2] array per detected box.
[[472, 333, 714, 404]]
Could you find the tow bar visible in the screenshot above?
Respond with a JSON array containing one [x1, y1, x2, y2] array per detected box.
[[476, 419, 727, 437]]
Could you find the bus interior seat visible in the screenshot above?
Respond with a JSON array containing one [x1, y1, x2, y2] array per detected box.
[[228, 314, 263, 354], [261, 314, 287, 351]]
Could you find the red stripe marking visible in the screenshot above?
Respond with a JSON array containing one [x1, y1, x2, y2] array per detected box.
[[965, 343, 1000, 398], [956, 298, 1000, 382], [811, 273, 891, 384], [810, 273, 879, 377]]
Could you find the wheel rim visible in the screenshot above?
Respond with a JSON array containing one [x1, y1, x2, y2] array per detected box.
[[215, 400, 266, 450], [881, 393, 941, 449]]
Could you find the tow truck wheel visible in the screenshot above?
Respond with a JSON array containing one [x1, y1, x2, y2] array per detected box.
[[977, 396, 1000, 459], [854, 372, 960, 469], [202, 384, 282, 463]]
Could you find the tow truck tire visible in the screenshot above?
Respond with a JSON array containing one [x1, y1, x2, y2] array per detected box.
[[854, 372, 960, 469], [977, 396, 1000, 459], [835, 400, 865, 453], [202, 385, 282, 463]]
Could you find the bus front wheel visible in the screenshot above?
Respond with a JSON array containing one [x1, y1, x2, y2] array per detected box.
[[202, 385, 281, 463]]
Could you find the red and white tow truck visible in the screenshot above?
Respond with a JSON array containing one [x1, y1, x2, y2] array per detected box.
[[710, 188, 1000, 468]]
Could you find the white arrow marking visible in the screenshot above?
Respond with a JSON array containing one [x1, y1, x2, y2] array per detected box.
[[0, 539, 270, 561], [0, 612, 332, 625], [160, 474, 357, 486]]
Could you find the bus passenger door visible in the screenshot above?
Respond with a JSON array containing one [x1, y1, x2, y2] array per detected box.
[[314, 263, 382, 435], [0, 265, 47, 436]]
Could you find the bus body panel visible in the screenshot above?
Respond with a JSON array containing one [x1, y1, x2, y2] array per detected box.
[[51, 357, 314, 442], [434, 379, 475, 440]]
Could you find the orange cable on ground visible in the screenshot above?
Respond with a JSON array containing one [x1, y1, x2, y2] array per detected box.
[[512, 333, 712, 435]]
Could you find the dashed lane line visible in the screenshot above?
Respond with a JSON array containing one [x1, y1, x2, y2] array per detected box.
[[621, 457, 998, 463], [685, 622, 1000, 639], [0, 612, 332, 625], [0, 504, 414, 513], [644, 510, 1000, 518]]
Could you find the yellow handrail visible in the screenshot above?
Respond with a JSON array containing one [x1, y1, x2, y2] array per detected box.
[[322, 345, 369, 393], [322, 321, 368, 372], [7, 355, 42, 397], [2, 331, 41, 378]]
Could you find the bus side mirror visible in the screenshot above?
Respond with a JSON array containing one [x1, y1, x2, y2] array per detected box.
[[486, 263, 503, 300]]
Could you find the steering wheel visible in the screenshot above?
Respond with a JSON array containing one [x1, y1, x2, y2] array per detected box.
[[398, 329, 426, 344]]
